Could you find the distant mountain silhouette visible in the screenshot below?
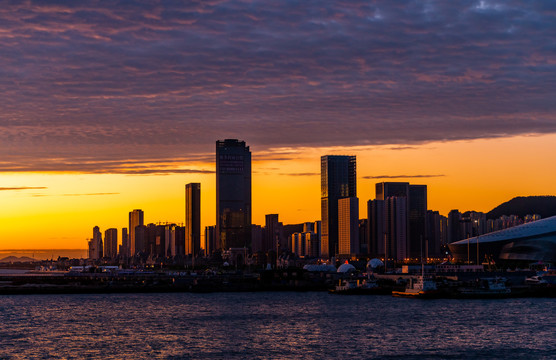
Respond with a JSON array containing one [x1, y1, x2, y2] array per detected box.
[[0, 256, 37, 263], [486, 196, 556, 219]]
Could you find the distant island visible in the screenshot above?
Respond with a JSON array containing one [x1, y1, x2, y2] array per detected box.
[[0, 256, 37, 263]]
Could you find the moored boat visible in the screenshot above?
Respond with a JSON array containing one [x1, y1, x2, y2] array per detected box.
[[454, 277, 511, 299], [392, 276, 440, 298]]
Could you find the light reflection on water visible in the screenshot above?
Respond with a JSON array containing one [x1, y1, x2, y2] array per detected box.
[[0, 292, 554, 359]]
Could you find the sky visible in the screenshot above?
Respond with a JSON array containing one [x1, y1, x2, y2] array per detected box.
[[1, 0, 555, 250]]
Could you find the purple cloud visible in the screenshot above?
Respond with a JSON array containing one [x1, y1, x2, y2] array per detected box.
[[0, 1, 555, 173]]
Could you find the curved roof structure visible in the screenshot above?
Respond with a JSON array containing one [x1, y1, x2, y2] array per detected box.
[[337, 263, 356, 273], [368, 258, 384, 268], [449, 216, 556, 262]]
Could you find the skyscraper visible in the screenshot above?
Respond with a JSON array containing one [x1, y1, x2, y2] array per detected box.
[[375, 182, 428, 260], [216, 139, 252, 250], [320, 155, 356, 258], [129, 209, 144, 256], [408, 184, 427, 259], [186, 183, 201, 257]]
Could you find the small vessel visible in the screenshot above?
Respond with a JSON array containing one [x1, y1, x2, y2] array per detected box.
[[392, 275, 439, 298], [525, 275, 547, 285], [329, 278, 389, 295], [455, 277, 511, 299]]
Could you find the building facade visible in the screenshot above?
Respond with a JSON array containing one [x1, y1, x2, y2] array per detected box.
[[129, 209, 144, 256], [320, 155, 356, 258], [216, 139, 252, 250], [186, 183, 201, 257]]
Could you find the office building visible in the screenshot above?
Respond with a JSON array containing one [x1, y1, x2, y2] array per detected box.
[[129, 209, 144, 256], [216, 139, 252, 250], [320, 155, 356, 258], [186, 183, 201, 257]]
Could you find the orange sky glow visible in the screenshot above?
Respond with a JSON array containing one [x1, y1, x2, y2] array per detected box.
[[1, 134, 555, 250]]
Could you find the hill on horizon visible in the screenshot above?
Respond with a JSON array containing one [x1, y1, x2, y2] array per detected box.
[[486, 196, 556, 220], [0, 256, 37, 263]]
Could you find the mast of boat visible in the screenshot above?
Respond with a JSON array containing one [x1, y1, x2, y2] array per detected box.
[[420, 235, 424, 278], [384, 232, 387, 273], [476, 235, 480, 266]]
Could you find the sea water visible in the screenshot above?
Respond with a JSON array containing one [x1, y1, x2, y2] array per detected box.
[[0, 292, 554, 359]]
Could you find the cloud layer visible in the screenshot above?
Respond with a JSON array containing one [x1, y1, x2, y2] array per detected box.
[[1, 1, 555, 172]]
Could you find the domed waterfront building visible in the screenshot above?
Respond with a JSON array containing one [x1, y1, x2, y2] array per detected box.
[[337, 263, 356, 273], [448, 215, 556, 263]]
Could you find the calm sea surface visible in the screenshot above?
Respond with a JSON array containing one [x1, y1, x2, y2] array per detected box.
[[0, 292, 554, 359]]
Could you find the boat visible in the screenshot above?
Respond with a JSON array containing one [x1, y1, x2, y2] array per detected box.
[[455, 277, 511, 299], [329, 278, 390, 295], [391, 275, 440, 298]]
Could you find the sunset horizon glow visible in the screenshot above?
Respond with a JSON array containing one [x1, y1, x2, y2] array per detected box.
[[1, 1, 555, 250]]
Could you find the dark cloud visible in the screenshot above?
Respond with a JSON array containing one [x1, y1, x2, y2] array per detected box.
[[0, 187, 47, 191], [1, 1, 555, 172], [363, 175, 446, 179]]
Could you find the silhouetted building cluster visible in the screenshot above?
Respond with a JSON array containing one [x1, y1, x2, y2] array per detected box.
[[87, 138, 543, 265]]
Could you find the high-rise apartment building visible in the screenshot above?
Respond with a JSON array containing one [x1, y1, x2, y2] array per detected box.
[[367, 199, 385, 257], [88, 226, 103, 259], [386, 196, 408, 261], [104, 228, 118, 259], [320, 155, 356, 258], [204, 225, 216, 255], [375, 182, 427, 260], [338, 197, 359, 257], [408, 185, 427, 259], [129, 209, 144, 256], [121, 228, 128, 257], [216, 139, 252, 250], [186, 183, 201, 257], [264, 214, 280, 253]]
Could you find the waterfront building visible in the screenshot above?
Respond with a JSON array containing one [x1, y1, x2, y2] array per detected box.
[[216, 139, 252, 251], [251, 224, 264, 253], [92, 226, 103, 259], [134, 224, 146, 256], [386, 197, 408, 261], [304, 232, 320, 257], [338, 197, 359, 257], [186, 183, 201, 257], [449, 215, 556, 263], [320, 155, 356, 259], [129, 209, 144, 256], [358, 219, 368, 255], [368, 199, 385, 258], [426, 210, 444, 259], [264, 214, 280, 253], [121, 228, 128, 257], [408, 185, 427, 259], [204, 225, 216, 255], [448, 209, 462, 244], [104, 228, 118, 259]]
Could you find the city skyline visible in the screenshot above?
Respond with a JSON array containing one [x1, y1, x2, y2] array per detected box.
[[1, 1, 556, 249]]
